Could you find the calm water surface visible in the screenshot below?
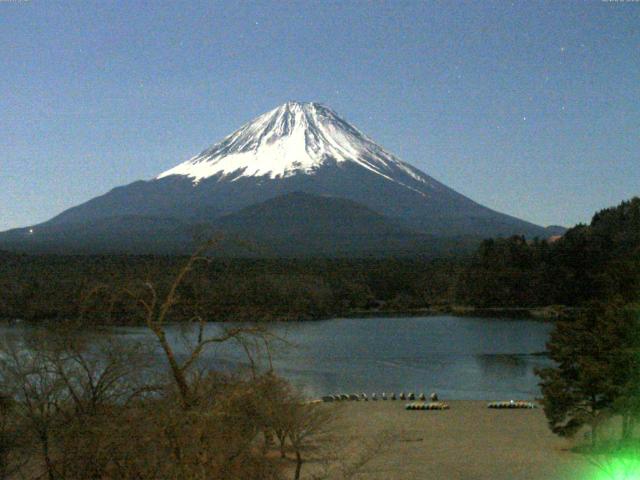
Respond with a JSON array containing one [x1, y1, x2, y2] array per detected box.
[[114, 315, 553, 400]]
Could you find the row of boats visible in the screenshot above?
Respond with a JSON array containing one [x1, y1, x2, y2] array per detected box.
[[321, 392, 436, 402], [405, 402, 450, 410], [487, 400, 537, 409], [406, 400, 536, 410], [319, 394, 537, 410]]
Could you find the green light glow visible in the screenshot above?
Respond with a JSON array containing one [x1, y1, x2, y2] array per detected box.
[[584, 450, 640, 480], [592, 465, 640, 479]]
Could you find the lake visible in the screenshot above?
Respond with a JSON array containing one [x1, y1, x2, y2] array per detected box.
[[113, 315, 554, 400]]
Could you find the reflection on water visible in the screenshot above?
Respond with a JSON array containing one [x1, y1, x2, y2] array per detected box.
[[1, 316, 554, 400], [475, 353, 529, 379]]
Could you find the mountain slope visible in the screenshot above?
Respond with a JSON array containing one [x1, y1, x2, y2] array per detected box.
[[211, 191, 438, 256], [0, 193, 479, 257], [0, 216, 192, 254], [1, 101, 550, 255]]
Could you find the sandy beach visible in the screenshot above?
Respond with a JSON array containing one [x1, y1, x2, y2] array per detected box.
[[307, 400, 597, 480]]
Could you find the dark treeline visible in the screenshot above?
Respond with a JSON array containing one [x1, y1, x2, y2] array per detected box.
[[459, 197, 640, 308], [0, 254, 462, 323], [1, 197, 638, 323]]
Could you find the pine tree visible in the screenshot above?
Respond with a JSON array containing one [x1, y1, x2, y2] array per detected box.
[[607, 304, 640, 440], [537, 302, 640, 445]]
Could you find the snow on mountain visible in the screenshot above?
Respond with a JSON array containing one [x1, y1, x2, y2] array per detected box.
[[157, 101, 433, 193], [0, 100, 551, 254]]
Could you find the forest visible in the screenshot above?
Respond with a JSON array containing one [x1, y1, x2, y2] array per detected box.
[[0, 197, 638, 324]]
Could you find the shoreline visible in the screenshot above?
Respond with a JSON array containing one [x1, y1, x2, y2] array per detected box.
[[344, 304, 571, 321], [0, 305, 574, 326], [0, 305, 567, 326]]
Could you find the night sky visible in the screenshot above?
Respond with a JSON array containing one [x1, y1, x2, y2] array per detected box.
[[1, 0, 639, 231]]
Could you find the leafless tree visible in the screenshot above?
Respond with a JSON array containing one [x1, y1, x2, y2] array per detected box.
[[40, 325, 157, 415], [305, 428, 395, 480], [0, 325, 158, 480], [287, 400, 334, 480], [127, 239, 272, 408], [0, 240, 328, 480], [0, 333, 66, 480], [0, 391, 27, 480]]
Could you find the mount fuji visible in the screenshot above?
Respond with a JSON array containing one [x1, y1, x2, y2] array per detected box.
[[0, 101, 553, 255]]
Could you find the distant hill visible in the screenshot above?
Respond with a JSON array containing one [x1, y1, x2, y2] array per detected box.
[[210, 192, 476, 257]]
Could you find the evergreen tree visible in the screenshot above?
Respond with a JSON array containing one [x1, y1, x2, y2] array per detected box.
[[537, 302, 640, 445], [608, 304, 640, 440]]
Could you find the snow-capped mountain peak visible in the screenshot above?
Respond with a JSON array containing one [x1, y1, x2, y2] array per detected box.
[[157, 101, 428, 187], [2, 101, 550, 252]]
